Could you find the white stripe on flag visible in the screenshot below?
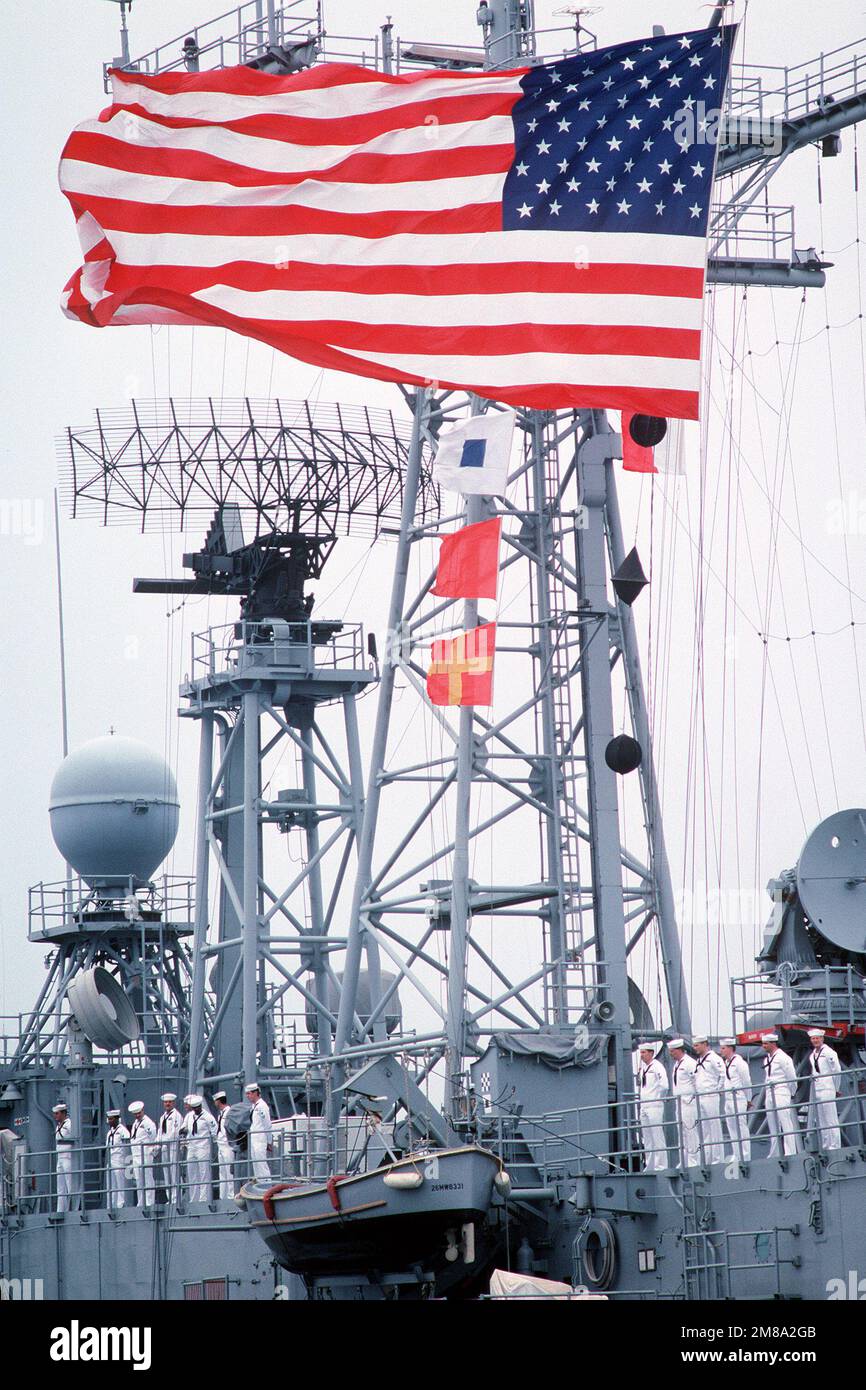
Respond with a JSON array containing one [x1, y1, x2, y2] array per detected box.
[[347, 347, 701, 390], [111, 71, 525, 122], [99, 228, 709, 270], [73, 111, 517, 176], [191, 286, 704, 330], [61, 161, 508, 213]]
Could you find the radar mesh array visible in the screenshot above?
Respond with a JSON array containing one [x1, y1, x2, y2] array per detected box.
[[57, 398, 439, 539]]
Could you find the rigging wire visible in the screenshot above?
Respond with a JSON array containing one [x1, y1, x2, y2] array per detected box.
[[708, 332, 866, 607], [826, 126, 866, 773]]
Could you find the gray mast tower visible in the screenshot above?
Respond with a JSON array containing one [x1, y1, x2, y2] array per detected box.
[[330, 404, 688, 1127], [331, 0, 689, 1130]]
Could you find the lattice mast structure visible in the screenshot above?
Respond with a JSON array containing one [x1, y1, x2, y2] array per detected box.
[[330, 5, 691, 1124]]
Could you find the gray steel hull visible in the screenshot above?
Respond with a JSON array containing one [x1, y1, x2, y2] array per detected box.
[[562, 1150, 866, 1299], [0, 1205, 297, 1301]]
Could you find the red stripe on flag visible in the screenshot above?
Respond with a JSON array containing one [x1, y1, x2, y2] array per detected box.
[[99, 91, 522, 147], [64, 277, 701, 417], [65, 130, 514, 187], [102, 258, 704, 301], [241, 319, 699, 361], [110, 63, 529, 96], [66, 193, 502, 238]]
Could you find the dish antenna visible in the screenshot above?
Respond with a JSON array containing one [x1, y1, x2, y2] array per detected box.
[[796, 809, 866, 954], [67, 967, 141, 1050]]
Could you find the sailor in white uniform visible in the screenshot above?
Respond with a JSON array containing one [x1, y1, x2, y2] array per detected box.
[[213, 1091, 235, 1199], [806, 1027, 843, 1151], [105, 1109, 131, 1210], [52, 1102, 75, 1213], [761, 1033, 800, 1157], [157, 1092, 183, 1205], [669, 1040, 700, 1168], [128, 1101, 158, 1207], [181, 1094, 217, 1203], [693, 1035, 725, 1164], [636, 1043, 669, 1171], [719, 1038, 752, 1161], [244, 1082, 273, 1181]]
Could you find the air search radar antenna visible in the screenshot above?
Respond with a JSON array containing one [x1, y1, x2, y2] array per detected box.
[[796, 809, 866, 956], [58, 397, 440, 627]]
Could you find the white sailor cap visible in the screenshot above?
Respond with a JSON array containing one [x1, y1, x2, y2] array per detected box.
[[213, 1091, 227, 1101], [637, 1041, 655, 1052], [106, 1109, 121, 1119], [761, 1032, 778, 1042], [51, 1103, 68, 1113], [244, 1082, 260, 1094], [161, 1092, 177, 1102], [719, 1037, 737, 1047], [807, 1028, 826, 1038], [128, 1101, 145, 1114], [692, 1034, 709, 1045], [667, 1038, 686, 1050], [184, 1093, 203, 1107]]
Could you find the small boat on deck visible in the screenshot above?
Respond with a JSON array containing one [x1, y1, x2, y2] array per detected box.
[[240, 1146, 506, 1285]]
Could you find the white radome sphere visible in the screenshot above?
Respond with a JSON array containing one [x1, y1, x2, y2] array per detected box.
[[49, 736, 180, 886]]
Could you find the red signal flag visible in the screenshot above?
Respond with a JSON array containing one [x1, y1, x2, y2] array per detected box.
[[621, 411, 658, 474], [431, 517, 501, 601]]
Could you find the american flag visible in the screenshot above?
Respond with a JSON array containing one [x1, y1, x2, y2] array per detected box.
[[60, 26, 734, 419]]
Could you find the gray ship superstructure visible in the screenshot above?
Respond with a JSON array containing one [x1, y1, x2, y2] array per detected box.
[[3, 0, 866, 1302]]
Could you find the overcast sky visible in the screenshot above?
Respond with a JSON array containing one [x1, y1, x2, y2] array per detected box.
[[1, 0, 865, 1041]]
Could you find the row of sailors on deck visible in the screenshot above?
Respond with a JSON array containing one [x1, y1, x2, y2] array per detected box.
[[636, 1028, 843, 1172], [51, 1083, 274, 1212]]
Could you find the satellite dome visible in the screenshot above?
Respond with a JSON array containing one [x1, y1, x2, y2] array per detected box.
[[49, 735, 180, 887]]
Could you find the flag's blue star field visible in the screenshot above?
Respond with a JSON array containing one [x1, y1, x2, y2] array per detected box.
[[502, 27, 735, 236]]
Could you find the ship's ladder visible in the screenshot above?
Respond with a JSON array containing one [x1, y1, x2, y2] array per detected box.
[[680, 1185, 728, 1300], [530, 415, 589, 1022]]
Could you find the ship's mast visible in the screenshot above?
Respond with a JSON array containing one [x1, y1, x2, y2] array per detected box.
[[332, 1, 688, 1123]]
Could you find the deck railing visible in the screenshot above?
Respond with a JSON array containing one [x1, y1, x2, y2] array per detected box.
[[0, 1113, 391, 1217], [5, 1065, 865, 1219], [731, 965, 866, 1034], [476, 1061, 866, 1182]]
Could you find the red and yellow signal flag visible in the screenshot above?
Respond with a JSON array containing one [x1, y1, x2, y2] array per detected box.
[[431, 516, 502, 601], [427, 622, 497, 707]]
